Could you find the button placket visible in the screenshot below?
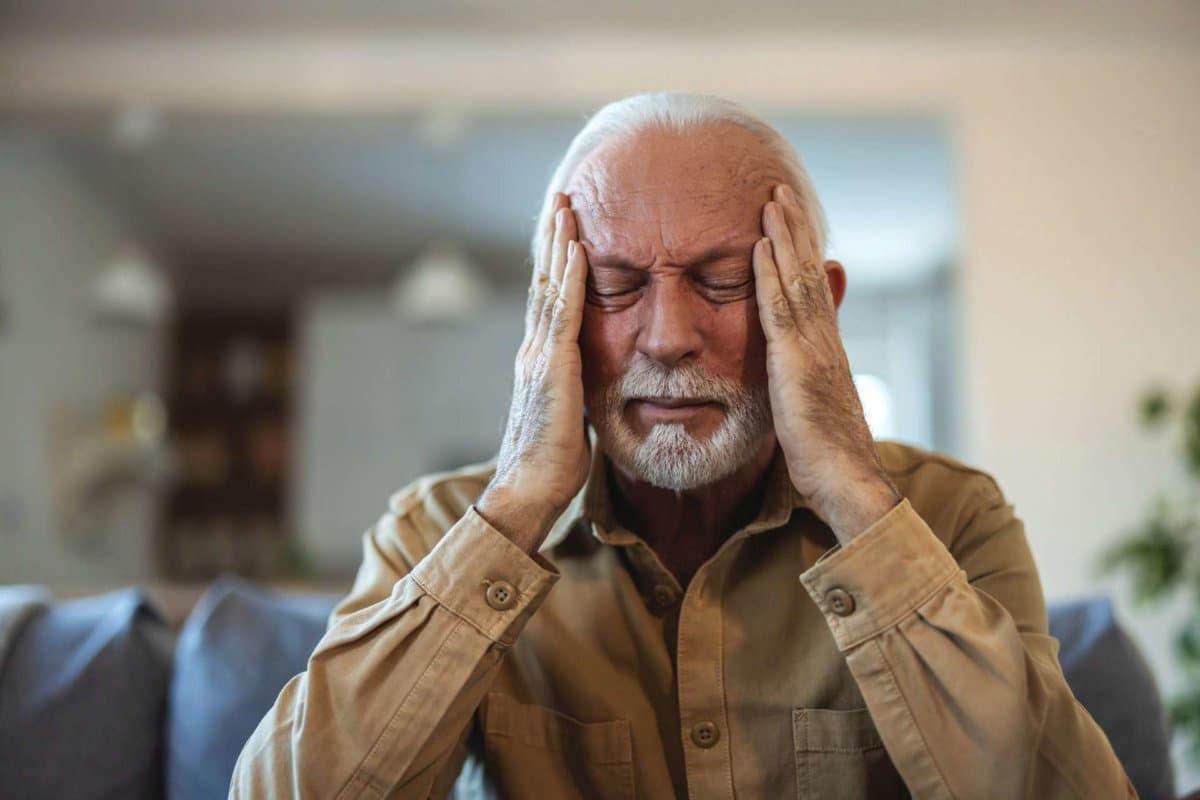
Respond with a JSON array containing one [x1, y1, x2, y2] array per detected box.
[[675, 561, 736, 798], [624, 542, 681, 614]]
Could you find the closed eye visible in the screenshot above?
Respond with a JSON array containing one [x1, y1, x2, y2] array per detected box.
[[589, 287, 639, 297], [695, 275, 754, 303], [702, 279, 752, 290], [585, 280, 643, 308], [586, 268, 645, 303]]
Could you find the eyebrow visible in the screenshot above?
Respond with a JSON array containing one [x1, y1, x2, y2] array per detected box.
[[587, 244, 756, 272]]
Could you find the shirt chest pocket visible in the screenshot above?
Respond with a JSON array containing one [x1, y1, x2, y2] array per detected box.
[[482, 692, 635, 800], [793, 707, 908, 799]]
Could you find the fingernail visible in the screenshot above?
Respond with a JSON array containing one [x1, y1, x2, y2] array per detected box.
[[568, 240, 577, 259]]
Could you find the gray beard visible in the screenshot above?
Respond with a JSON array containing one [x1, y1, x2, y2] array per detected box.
[[588, 359, 773, 491]]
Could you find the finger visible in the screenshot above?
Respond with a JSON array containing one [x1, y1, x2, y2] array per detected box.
[[539, 193, 568, 268], [775, 184, 820, 272], [764, 198, 822, 320], [549, 239, 588, 344], [535, 234, 583, 356], [521, 194, 568, 359], [529, 252, 563, 358], [529, 193, 567, 317], [531, 207, 576, 353], [762, 199, 810, 315], [775, 184, 836, 312], [548, 206, 578, 290], [752, 237, 796, 341], [530, 214, 567, 358]]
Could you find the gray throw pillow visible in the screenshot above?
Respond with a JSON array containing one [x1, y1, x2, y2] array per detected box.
[[166, 575, 338, 800], [0, 587, 173, 799]]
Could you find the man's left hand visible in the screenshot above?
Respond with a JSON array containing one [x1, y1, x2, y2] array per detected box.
[[753, 183, 901, 545]]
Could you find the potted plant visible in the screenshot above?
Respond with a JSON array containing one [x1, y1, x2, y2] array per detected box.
[[1102, 384, 1200, 763]]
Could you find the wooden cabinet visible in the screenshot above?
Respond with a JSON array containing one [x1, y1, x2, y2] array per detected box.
[[156, 309, 296, 579]]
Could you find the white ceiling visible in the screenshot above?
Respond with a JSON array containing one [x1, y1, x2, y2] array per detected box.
[[3, 0, 1198, 43], [3, 0, 1043, 293], [43, 111, 956, 291]]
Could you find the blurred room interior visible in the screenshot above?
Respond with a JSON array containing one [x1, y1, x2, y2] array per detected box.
[[0, 0, 1198, 793]]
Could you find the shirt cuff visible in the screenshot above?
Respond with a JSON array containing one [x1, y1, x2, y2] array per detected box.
[[409, 505, 560, 647], [799, 498, 961, 651]]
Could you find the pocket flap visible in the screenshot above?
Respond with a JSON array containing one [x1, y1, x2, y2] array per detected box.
[[794, 707, 884, 753], [485, 692, 632, 765]]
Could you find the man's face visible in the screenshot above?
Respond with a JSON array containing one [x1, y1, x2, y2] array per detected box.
[[565, 124, 788, 490]]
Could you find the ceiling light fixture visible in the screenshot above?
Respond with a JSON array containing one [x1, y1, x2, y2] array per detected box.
[[391, 242, 486, 324], [91, 244, 173, 326]]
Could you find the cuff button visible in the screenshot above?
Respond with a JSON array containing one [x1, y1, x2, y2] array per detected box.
[[826, 587, 855, 617], [485, 580, 518, 610]]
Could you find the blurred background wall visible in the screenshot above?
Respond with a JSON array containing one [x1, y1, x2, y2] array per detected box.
[[1, 0, 1198, 788]]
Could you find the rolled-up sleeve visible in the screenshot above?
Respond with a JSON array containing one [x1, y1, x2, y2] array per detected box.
[[800, 485, 1136, 799], [230, 505, 559, 799]]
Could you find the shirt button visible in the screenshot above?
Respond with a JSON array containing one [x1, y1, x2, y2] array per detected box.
[[691, 721, 720, 749], [826, 587, 856, 617], [651, 584, 676, 609], [485, 580, 517, 610]]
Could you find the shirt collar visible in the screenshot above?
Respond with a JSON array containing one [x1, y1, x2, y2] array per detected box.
[[538, 429, 810, 554]]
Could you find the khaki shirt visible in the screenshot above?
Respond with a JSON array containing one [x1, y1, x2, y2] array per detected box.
[[231, 440, 1134, 799]]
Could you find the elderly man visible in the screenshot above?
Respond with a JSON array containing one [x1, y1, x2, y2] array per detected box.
[[232, 93, 1132, 799]]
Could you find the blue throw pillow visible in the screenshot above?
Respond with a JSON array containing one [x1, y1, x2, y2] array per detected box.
[[0, 587, 173, 799], [1049, 595, 1175, 800], [166, 575, 338, 800]]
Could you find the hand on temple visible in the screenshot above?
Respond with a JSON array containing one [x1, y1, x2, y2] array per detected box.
[[477, 192, 592, 553]]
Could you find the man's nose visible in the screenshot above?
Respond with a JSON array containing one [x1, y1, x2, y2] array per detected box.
[[635, 279, 704, 368]]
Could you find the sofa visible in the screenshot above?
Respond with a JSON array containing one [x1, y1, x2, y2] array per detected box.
[[0, 576, 1178, 799]]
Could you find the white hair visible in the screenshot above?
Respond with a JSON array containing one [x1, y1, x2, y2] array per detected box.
[[533, 91, 829, 265]]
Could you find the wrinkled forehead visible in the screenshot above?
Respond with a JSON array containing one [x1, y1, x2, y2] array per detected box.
[[563, 125, 787, 263]]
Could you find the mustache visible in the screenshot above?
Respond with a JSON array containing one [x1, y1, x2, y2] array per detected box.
[[610, 360, 751, 407]]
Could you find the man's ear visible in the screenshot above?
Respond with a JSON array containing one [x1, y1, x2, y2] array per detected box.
[[824, 259, 847, 311]]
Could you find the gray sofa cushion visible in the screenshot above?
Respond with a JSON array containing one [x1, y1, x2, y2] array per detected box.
[[0, 587, 172, 799], [0, 583, 50, 664], [1049, 595, 1175, 800], [166, 575, 338, 800]]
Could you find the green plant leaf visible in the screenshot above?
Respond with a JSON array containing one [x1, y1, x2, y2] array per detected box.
[[1139, 387, 1171, 428], [1100, 497, 1189, 604], [1176, 618, 1200, 671], [1119, 382, 1200, 767], [1170, 688, 1200, 765], [1184, 387, 1200, 478]]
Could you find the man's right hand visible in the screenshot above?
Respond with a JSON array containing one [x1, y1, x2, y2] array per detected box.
[[477, 192, 591, 554]]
